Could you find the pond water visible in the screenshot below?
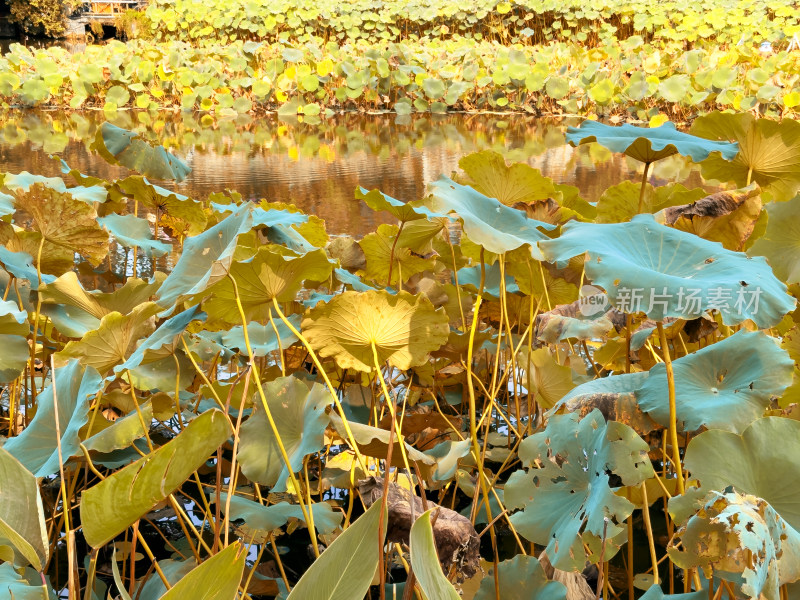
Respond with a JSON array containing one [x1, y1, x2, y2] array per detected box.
[[0, 110, 707, 235]]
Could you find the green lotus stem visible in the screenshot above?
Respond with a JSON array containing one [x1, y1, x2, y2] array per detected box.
[[228, 275, 318, 557], [637, 161, 652, 214], [640, 480, 659, 586], [656, 322, 686, 495], [271, 297, 369, 475]]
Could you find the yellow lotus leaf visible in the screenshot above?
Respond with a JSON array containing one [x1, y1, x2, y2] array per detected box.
[[302, 290, 449, 372]]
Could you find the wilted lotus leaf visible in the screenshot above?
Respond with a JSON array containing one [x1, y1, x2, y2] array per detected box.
[[356, 187, 430, 222], [673, 417, 800, 529], [217, 493, 342, 535], [539, 214, 795, 328], [97, 213, 171, 257], [113, 176, 207, 237], [329, 413, 435, 467], [12, 183, 108, 266], [566, 120, 739, 164], [668, 490, 800, 600], [748, 194, 800, 284], [458, 150, 558, 206], [6, 230, 74, 277], [523, 348, 575, 410], [0, 448, 48, 570], [596, 181, 706, 223], [4, 360, 103, 477], [778, 328, 800, 407], [57, 302, 161, 375], [550, 372, 659, 436], [505, 260, 579, 308], [474, 555, 567, 600], [657, 184, 762, 250], [429, 177, 555, 257], [220, 314, 300, 357], [358, 223, 436, 287], [92, 122, 191, 182], [637, 331, 793, 433], [327, 235, 366, 270], [534, 294, 617, 344], [237, 376, 332, 492], [80, 409, 229, 548], [506, 409, 653, 571], [690, 112, 800, 202], [303, 290, 449, 372], [202, 246, 333, 324]]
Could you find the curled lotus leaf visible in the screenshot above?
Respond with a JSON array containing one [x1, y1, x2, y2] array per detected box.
[[748, 193, 800, 284], [566, 120, 739, 164], [97, 213, 171, 257], [217, 492, 343, 535], [3, 171, 108, 205], [668, 490, 800, 600], [0, 246, 55, 290], [302, 290, 450, 372], [114, 177, 207, 237], [474, 555, 567, 600], [92, 122, 191, 183], [429, 177, 555, 258], [356, 187, 433, 222], [538, 214, 795, 328], [636, 331, 793, 433], [409, 511, 460, 600], [458, 149, 558, 206], [506, 409, 654, 572], [329, 412, 435, 467], [690, 112, 800, 202], [0, 448, 48, 570]]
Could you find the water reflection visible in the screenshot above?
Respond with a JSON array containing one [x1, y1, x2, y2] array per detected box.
[[0, 110, 704, 235]]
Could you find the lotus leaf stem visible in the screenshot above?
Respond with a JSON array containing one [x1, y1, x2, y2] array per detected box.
[[656, 322, 686, 495]]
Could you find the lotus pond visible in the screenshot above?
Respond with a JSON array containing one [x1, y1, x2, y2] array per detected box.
[[0, 107, 799, 600]]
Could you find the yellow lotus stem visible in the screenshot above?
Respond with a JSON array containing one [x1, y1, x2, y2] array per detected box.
[[657, 322, 685, 495]]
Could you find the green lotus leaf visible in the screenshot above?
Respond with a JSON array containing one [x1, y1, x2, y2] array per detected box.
[[748, 194, 800, 284], [474, 555, 567, 600], [97, 213, 171, 257], [329, 412, 435, 467], [429, 177, 555, 257], [778, 327, 800, 407], [539, 214, 795, 328], [637, 331, 792, 433], [457, 263, 519, 298], [458, 150, 557, 206], [302, 289, 449, 372], [0, 299, 32, 382], [423, 439, 471, 481], [506, 409, 654, 571], [658, 74, 692, 103], [237, 376, 332, 492], [0, 563, 54, 600], [220, 314, 300, 357], [91, 122, 191, 182], [83, 401, 153, 454], [0, 448, 48, 570], [690, 112, 800, 202], [105, 86, 130, 108], [286, 500, 386, 600], [158, 542, 246, 600], [80, 409, 229, 548], [672, 417, 800, 529], [202, 246, 333, 324], [358, 223, 436, 287], [410, 510, 460, 600], [566, 120, 739, 164], [57, 302, 161, 375], [11, 183, 108, 267], [4, 360, 103, 477], [668, 490, 800, 600], [218, 493, 342, 535], [596, 181, 706, 223]]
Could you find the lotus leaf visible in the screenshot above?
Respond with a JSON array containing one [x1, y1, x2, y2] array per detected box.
[[523, 348, 575, 410], [566, 120, 739, 164], [409, 510, 460, 600], [286, 500, 386, 600], [596, 181, 706, 223], [429, 177, 555, 258], [3, 171, 107, 204], [538, 214, 795, 328], [220, 315, 300, 357], [0, 299, 32, 382], [639, 585, 706, 599], [114, 177, 207, 237], [356, 187, 430, 222], [302, 289, 449, 372], [157, 543, 245, 600], [457, 263, 519, 298], [0, 449, 48, 570], [474, 555, 567, 600], [80, 409, 229, 547], [506, 409, 653, 571], [97, 213, 171, 257], [690, 112, 800, 202], [668, 490, 800, 600], [358, 224, 436, 287], [423, 439, 472, 481], [637, 331, 792, 433], [0, 246, 55, 291], [328, 413, 434, 467], [92, 122, 191, 183], [458, 150, 557, 206], [0, 563, 54, 600], [237, 376, 332, 492], [218, 493, 342, 535], [748, 194, 800, 284], [4, 360, 103, 477], [82, 401, 153, 454]]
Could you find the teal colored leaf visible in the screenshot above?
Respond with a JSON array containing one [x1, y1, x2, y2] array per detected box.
[[506, 409, 653, 571], [98, 213, 171, 257], [539, 214, 795, 328], [637, 331, 793, 433], [4, 360, 103, 477], [0, 448, 48, 570], [3, 171, 107, 204], [409, 510, 460, 600], [640, 584, 706, 599], [356, 187, 440, 222], [423, 439, 471, 481], [237, 376, 332, 492], [0, 563, 54, 600], [566, 120, 739, 164], [218, 493, 343, 535], [220, 314, 300, 357], [475, 555, 567, 600], [429, 177, 555, 257], [0, 192, 13, 217], [457, 263, 520, 298], [0, 246, 55, 290]]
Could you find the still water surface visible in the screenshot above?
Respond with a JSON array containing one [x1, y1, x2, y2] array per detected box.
[[0, 110, 705, 235]]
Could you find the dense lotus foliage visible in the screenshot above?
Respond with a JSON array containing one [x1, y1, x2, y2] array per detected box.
[[0, 112, 799, 599]]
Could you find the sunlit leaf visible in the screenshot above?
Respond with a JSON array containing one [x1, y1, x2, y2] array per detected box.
[[474, 555, 567, 600], [97, 213, 171, 257], [458, 150, 557, 206], [159, 542, 246, 600], [0, 448, 48, 570], [748, 194, 800, 284], [409, 510, 460, 600]]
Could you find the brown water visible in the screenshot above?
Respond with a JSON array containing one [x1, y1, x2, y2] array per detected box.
[[0, 110, 705, 235]]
